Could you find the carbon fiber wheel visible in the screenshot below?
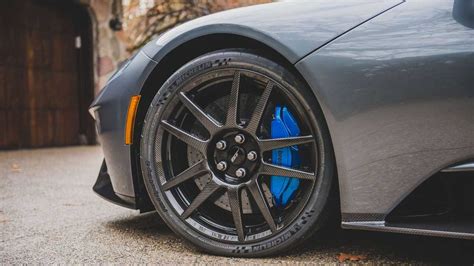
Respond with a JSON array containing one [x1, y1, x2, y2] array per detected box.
[[141, 50, 336, 257]]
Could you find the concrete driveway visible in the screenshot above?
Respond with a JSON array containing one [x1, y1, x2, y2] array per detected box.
[[1, 146, 473, 264]]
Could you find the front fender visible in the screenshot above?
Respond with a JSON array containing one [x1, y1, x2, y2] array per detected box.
[[142, 0, 403, 65], [90, 51, 157, 200], [90, 0, 403, 203]]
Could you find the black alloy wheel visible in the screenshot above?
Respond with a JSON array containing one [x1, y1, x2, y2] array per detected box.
[[141, 50, 336, 257]]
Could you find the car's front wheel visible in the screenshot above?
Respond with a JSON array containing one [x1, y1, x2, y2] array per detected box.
[[140, 50, 336, 257]]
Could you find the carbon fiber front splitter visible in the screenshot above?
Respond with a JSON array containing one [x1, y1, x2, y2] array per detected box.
[[93, 160, 137, 209]]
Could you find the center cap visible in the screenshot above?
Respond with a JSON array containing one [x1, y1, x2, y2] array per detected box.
[[210, 130, 260, 183], [228, 146, 246, 166]]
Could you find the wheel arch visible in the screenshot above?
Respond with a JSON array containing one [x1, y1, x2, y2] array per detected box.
[[131, 33, 339, 214]]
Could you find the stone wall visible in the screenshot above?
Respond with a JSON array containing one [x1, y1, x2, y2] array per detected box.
[[81, 0, 130, 94], [122, 0, 272, 52]]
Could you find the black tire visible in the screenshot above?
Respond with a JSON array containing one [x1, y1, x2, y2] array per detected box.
[[140, 49, 336, 257]]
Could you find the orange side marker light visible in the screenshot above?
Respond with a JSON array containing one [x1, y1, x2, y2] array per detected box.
[[125, 95, 141, 145]]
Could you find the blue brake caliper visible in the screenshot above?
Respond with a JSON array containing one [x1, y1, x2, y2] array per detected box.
[[270, 106, 300, 208]]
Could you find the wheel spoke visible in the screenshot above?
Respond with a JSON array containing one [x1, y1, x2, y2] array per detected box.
[[162, 160, 208, 191], [181, 180, 221, 219], [247, 181, 277, 233], [228, 187, 245, 242], [178, 92, 221, 134], [225, 71, 241, 127], [259, 135, 314, 151], [246, 81, 274, 133], [160, 120, 208, 154], [260, 162, 315, 180]]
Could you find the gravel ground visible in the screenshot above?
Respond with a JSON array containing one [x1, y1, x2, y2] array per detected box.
[[1, 146, 473, 264]]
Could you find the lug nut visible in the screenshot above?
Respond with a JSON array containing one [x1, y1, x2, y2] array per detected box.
[[216, 140, 227, 150], [216, 161, 227, 171], [247, 151, 257, 161], [235, 168, 246, 178], [234, 134, 245, 144]]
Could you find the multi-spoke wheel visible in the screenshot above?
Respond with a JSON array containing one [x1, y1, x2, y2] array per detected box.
[[141, 50, 336, 257]]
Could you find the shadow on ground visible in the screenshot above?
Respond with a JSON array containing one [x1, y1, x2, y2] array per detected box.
[[107, 212, 474, 264]]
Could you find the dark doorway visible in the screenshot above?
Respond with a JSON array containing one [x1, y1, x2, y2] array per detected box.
[[0, 0, 95, 149]]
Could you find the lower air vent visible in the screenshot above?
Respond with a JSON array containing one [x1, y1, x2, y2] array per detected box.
[[387, 171, 474, 222]]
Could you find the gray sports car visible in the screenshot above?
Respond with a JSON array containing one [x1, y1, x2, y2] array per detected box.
[[90, 0, 474, 256]]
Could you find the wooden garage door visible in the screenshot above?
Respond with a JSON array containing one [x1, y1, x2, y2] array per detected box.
[[0, 0, 94, 149]]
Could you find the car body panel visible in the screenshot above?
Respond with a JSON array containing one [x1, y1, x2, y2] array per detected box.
[[296, 0, 474, 218], [141, 0, 403, 64], [90, 51, 157, 199]]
